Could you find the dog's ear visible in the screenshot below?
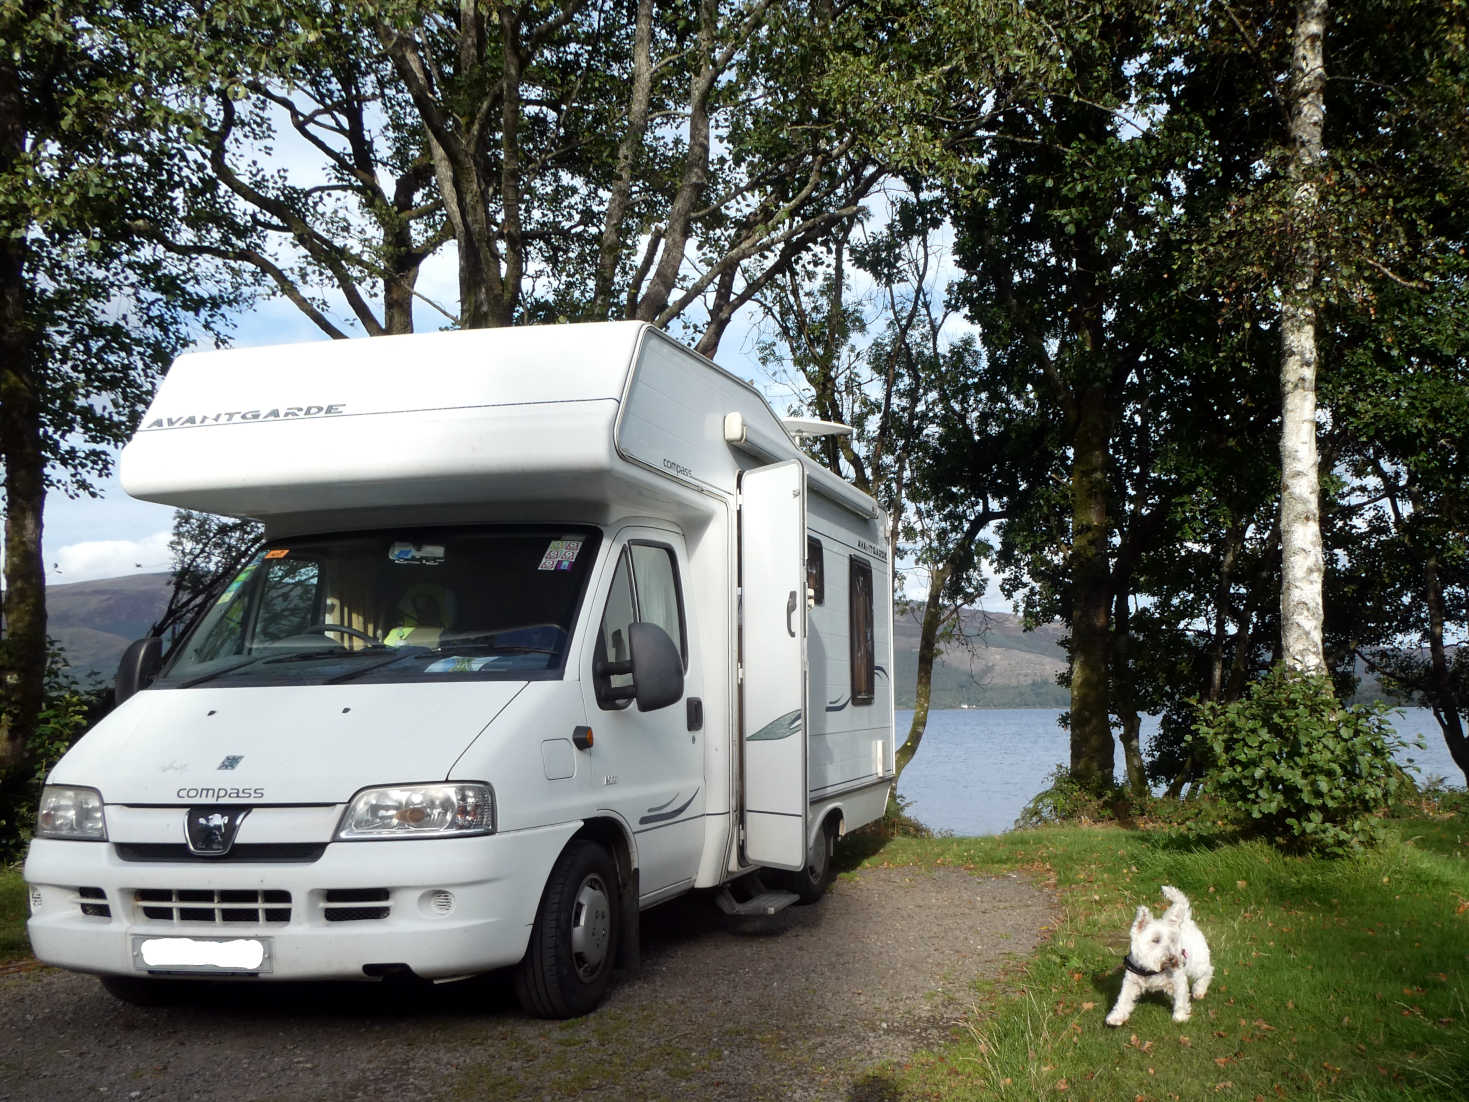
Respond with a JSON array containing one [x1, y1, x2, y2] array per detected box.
[[1132, 905, 1152, 932]]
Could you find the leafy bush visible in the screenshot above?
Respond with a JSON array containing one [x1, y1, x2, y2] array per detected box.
[[877, 790, 934, 838], [0, 645, 110, 863], [1191, 665, 1415, 856], [1015, 764, 1218, 831], [1016, 764, 1118, 828]]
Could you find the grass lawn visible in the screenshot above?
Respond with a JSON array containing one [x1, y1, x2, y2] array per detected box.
[[0, 865, 30, 963], [843, 804, 1469, 1101]]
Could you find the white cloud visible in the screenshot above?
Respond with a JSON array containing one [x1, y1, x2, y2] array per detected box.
[[49, 531, 172, 585]]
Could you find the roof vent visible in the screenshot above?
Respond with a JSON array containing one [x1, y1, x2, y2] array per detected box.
[[780, 417, 853, 439]]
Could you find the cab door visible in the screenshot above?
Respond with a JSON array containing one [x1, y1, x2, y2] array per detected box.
[[737, 461, 808, 871], [580, 528, 704, 898]]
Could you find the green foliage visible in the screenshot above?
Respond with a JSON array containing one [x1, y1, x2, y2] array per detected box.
[[0, 866, 28, 963], [1192, 666, 1416, 856], [1016, 763, 1219, 831], [1016, 764, 1117, 828], [0, 646, 109, 864], [876, 790, 935, 840]]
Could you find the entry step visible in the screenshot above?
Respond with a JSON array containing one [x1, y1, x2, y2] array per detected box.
[[715, 885, 799, 917]]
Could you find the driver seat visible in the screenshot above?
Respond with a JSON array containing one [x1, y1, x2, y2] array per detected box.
[[383, 582, 458, 648]]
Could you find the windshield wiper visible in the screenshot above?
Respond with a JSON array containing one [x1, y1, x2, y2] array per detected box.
[[323, 651, 425, 684], [176, 647, 381, 687], [177, 655, 269, 688], [433, 633, 562, 656], [259, 647, 375, 664]]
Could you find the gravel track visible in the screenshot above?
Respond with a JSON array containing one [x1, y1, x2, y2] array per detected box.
[[0, 865, 1054, 1102]]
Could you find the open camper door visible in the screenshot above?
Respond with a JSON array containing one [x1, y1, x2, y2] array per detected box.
[[737, 460, 808, 871]]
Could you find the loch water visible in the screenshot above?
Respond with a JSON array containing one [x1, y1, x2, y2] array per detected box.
[[893, 707, 1464, 837]]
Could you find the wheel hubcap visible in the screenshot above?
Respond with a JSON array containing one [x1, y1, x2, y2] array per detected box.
[[569, 874, 612, 981]]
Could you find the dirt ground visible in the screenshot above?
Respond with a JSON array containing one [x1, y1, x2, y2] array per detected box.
[[0, 865, 1055, 1102]]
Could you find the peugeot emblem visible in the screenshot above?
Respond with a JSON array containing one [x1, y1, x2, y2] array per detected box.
[[185, 806, 250, 856]]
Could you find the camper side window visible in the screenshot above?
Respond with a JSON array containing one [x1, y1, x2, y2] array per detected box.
[[849, 557, 875, 706], [594, 542, 687, 710], [807, 537, 824, 605]]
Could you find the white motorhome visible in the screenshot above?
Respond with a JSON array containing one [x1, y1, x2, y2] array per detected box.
[[24, 322, 895, 1017]]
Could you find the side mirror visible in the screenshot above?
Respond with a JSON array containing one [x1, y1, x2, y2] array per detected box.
[[115, 637, 163, 705], [627, 623, 684, 712]]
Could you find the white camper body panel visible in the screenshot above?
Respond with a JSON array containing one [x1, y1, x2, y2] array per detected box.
[[27, 322, 894, 999]]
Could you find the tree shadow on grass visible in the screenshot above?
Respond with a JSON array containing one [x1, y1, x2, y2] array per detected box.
[[1132, 822, 1242, 854], [847, 1069, 906, 1101]]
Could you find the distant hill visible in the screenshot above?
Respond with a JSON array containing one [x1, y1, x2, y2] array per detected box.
[[47, 573, 172, 684], [45, 573, 1070, 706], [892, 605, 1068, 709]]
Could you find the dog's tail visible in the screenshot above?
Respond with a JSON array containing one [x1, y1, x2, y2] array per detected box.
[[1160, 884, 1191, 920]]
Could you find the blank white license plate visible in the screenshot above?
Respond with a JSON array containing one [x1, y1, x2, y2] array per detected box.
[[131, 935, 272, 973]]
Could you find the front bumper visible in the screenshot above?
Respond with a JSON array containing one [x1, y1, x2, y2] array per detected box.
[[23, 823, 578, 981]]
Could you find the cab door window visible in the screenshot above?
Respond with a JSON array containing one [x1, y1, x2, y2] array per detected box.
[[594, 542, 687, 709]]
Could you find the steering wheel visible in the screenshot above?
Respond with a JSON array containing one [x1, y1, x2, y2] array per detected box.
[[303, 623, 384, 647]]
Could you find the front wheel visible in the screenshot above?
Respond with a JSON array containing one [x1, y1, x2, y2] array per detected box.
[[514, 839, 620, 1018]]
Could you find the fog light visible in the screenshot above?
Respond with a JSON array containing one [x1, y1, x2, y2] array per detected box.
[[422, 889, 455, 917], [28, 886, 43, 914]]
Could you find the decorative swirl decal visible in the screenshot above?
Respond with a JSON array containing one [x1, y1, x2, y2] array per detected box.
[[639, 789, 700, 825], [747, 709, 802, 741]]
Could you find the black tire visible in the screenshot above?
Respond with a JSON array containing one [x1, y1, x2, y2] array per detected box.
[[777, 817, 836, 905], [99, 974, 193, 1006], [514, 839, 620, 1018]]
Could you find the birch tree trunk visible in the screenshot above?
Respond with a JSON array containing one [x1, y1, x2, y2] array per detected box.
[[1278, 0, 1329, 676]]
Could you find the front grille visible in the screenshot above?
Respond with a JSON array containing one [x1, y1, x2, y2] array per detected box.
[[78, 886, 111, 918], [114, 843, 326, 864], [134, 888, 290, 924], [323, 888, 390, 922]]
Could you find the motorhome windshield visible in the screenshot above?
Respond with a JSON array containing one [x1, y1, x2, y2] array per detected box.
[[155, 527, 601, 688]]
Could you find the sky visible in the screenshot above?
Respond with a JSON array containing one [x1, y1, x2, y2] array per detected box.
[[41, 296, 337, 586]]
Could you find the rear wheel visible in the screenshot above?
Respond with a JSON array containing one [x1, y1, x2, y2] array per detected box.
[[514, 839, 619, 1018], [778, 817, 836, 904]]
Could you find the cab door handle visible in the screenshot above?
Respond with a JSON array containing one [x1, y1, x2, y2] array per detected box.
[[786, 590, 798, 637]]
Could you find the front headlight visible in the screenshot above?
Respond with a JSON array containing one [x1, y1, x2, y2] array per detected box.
[[35, 786, 108, 841], [335, 782, 495, 840]]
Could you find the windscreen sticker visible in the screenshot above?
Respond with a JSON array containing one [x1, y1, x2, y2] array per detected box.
[[425, 656, 505, 674], [215, 561, 260, 605], [538, 539, 583, 572], [264, 549, 290, 559], [388, 541, 445, 565]]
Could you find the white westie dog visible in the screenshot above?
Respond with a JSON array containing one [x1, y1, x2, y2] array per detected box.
[[1104, 885, 1213, 1027]]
